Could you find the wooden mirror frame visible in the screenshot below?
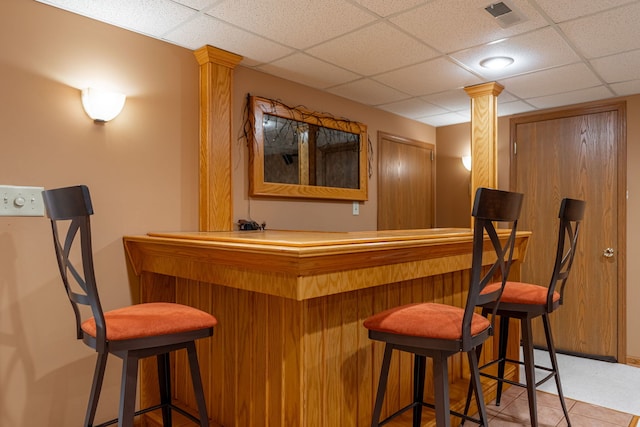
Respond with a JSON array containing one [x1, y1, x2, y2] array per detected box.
[[249, 95, 368, 201]]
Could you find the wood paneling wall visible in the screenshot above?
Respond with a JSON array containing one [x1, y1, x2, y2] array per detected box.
[[139, 270, 520, 427]]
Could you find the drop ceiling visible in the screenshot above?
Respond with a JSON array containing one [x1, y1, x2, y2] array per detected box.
[[35, 0, 640, 127]]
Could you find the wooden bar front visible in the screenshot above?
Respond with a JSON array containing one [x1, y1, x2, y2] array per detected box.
[[123, 229, 530, 427]]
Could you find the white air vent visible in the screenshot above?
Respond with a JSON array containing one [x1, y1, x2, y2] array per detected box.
[[484, 1, 526, 28]]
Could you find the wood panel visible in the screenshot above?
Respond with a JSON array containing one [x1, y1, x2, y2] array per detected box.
[[377, 132, 435, 230], [140, 271, 520, 427], [511, 101, 626, 360], [194, 45, 242, 232], [464, 82, 503, 215]]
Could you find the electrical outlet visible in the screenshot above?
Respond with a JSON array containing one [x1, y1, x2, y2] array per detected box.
[[0, 185, 45, 217], [352, 201, 360, 216]]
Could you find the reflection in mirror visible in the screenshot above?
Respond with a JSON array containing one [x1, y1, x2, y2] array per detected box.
[[249, 95, 368, 201]]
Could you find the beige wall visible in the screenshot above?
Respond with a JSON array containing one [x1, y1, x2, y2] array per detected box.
[[0, 1, 436, 426], [436, 96, 640, 360], [0, 1, 201, 426]]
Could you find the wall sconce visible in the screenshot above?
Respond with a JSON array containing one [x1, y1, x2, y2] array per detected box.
[[81, 88, 126, 123], [462, 155, 472, 171]]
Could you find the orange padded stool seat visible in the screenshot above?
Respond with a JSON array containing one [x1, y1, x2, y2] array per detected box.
[[43, 185, 216, 427], [364, 187, 523, 427], [466, 197, 585, 427]]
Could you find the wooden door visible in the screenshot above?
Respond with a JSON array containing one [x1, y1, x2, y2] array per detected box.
[[377, 132, 434, 230], [511, 102, 626, 361]]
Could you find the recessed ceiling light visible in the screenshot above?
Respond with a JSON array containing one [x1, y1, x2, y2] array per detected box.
[[480, 56, 514, 69]]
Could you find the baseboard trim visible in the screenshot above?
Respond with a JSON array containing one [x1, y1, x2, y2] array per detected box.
[[625, 356, 640, 367]]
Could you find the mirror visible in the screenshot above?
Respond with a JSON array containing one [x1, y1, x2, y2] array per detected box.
[[249, 95, 368, 201]]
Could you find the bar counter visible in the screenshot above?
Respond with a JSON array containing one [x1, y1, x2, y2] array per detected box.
[[123, 228, 530, 426]]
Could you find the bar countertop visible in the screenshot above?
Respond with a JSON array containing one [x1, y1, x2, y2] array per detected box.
[[123, 228, 530, 301]]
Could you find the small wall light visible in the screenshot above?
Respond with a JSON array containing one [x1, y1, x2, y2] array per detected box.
[[81, 88, 126, 123], [462, 155, 472, 171]]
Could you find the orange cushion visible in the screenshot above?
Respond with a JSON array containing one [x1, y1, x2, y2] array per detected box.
[[363, 303, 490, 340], [482, 281, 560, 305], [81, 302, 218, 341]]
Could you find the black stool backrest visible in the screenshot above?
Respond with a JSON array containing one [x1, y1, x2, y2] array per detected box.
[[42, 185, 107, 352], [548, 198, 586, 310], [463, 187, 524, 350]]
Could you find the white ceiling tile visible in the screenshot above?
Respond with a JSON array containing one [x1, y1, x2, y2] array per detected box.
[[37, 0, 198, 38], [164, 15, 293, 65], [390, 0, 548, 53], [418, 111, 469, 127], [375, 58, 483, 96], [591, 49, 640, 84], [306, 22, 438, 76], [559, 2, 640, 58], [378, 98, 448, 119], [610, 79, 640, 96], [420, 90, 471, 111], [327, 79, 408, 105], [497, 91, 519, 103], [451, 27, 580, 79], [205, 0, 376, 49], [172, 0, 220, 10], [533, 0, 633, 23], [353, 0, 427, 17], [526, 85, 615, 109], [497, 100, 536, 116], [500, 63, 601, 99], [257, 53, 360, 89]]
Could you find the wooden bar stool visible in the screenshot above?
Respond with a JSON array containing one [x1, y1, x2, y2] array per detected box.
[[467, 197, 585, 427], [364, 187, 524, 427], [43, 185, 216, 427]]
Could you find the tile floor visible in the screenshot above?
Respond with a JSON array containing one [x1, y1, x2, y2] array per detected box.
[[481, 349, 640, 426], [484, 385, 636, 426]]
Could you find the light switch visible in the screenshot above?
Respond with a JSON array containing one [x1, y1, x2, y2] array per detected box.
[[352, 201, 360, 216], [0, 185, 45, 217]]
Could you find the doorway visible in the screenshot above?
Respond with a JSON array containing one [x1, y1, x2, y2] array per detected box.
[[510, 101, 626, 361], [377, 132, 435, 230]]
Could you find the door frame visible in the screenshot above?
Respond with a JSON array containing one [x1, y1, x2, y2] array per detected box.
[[509, 99, 627, 362]]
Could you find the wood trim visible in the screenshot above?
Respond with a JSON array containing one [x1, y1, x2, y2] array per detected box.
[[124, 230, 530, 301], [464, 82, 504, 218], [193, 45, 243, 232], [508, 99, 627, 362]]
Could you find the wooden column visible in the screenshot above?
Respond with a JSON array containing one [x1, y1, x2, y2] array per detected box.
[[194, 45, 242, 231], [464, 82, 504, 210]]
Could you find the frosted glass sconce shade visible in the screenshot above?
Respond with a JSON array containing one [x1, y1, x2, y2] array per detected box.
[[81, 88, 126, 123], [462, 155, 472, 171]]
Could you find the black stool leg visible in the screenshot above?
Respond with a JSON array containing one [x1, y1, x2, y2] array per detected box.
[[84, 352, 108, 427], [521, 316, 539, 427], [432, 352, 451, 427], [371, 345, 393, 427], [157, 353, 173, 426], [468, 346, 488, 426], [543, 314, 571, 426], [495, 315, 510, 406], [119, 352, 139, 427], [413, 355, 426, 427], [461, 344, 483, 424], [186, 341, 210, 427]]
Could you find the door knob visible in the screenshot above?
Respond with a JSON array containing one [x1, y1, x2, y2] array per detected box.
[[603, 248, 615, 258]]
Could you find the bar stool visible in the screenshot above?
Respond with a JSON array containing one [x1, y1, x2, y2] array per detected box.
[[468, 197, 585, 427], [364, 187, 524, 427], [42, 185, 216, 427]]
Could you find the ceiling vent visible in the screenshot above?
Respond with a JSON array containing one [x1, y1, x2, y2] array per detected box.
[[484, 1, 526, 28]]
